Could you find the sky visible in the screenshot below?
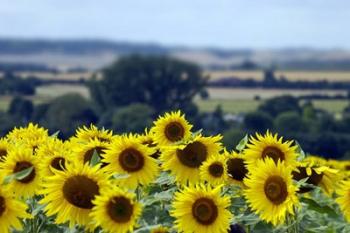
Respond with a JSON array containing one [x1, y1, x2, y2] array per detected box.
[[0, 0, 349, 49]]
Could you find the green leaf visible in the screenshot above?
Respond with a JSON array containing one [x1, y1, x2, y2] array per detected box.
[[192, 129, 203, 137], [3, 166, 34, 185], [301, 197, 338, 218], [236, 134, 248, 151], [90, 149, 101, 167], [295, 141, 306, 161], [295, 177, 309, 188], [50, 130, 60, 138]]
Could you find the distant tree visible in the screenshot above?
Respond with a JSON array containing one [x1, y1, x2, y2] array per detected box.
[[222, 128, 246, 151], [201, 105, 227, 134], [274, 111, 304, 133], [8, 96, 33, 122], [88, 55, 207, 116], [0, 111, 16, 136], [258, 95, 300, 116], [243, 111, 273, 132], [40, 94, 98, 137], [111, 104, 154, 133]]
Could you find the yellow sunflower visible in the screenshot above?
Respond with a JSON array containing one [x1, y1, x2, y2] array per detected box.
[[292, 161, 340, 195], [36, 137, 68, 159], [336, 180, 350, 222], [72, 138, 110, 166], [161, 134, 222, 184], [244, 131, 298, 169], [102, 135, 159, 189], [0, 146, 41, 198], [39, 163, 110, 228], [244, 158, 299, 226], [38, 146, 72, 177], [225, 150, 249, 186], [6, 123, 49, 154], [73, 124, 115, 144], [200, 154, 228, 186], [137, 130, 161, 159], [150, 226, 169, 233], [171, 184, 232, 233], [0, 138, 12, 161], [151, 111, 192, 146], [0, 175, 32, 233], [90, 187, 142, 233]]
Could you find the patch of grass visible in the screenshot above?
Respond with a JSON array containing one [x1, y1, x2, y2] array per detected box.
[[196, 99, 260, 114], [312, 100, 349, 113]]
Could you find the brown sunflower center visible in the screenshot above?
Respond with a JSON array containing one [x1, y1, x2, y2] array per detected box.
[[209, 162, 224, 177], [119, 148, 144, 172], [107, 196, 134, 223], [264, 175, 288, 205], [165, 122, 185, 142], [177, 141, 207, 168], [51, 157, 66, 171], [262, 146, 285, 163], [0, 149, 7, 160], [13, 161, 36, 183], [226, 158, 248, 182], [192, 198, 218, 225], [292, 167, 323, 193], [63, 175, 99, 209], [84, 146, 106, 164], [0, 196, 5, 217]]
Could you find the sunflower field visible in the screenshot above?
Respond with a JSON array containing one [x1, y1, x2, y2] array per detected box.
[[0, 111, 349, 233]]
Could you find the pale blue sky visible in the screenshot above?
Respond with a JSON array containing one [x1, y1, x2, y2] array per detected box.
[[0, 0, 349, 49]]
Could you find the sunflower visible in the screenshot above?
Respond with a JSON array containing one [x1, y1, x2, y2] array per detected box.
[[73, 124, 115, 144], [102, 135, 159, 189], [39, 163, 110, 228], [90, 187, 142, 233], [73, 138, 110, 166], [150, 226, 169, 233], [0, 138, 12, 161], [0, 175, 32, 233], [0, 146, 41, 198], [225, 150, 249, 186], [243, 131, 298, 169], [336, 180, 350, 222], [137, 130, 161, 159], [161, 134, 222, 184], [244, 158, 299, 226], [6, 123, 49, 154], [151, 111, 192, 146], [292, 161, 340, 195], [171, 184, 232, 233], [200, 154, 228, 186], [38, 144, 72, 177]]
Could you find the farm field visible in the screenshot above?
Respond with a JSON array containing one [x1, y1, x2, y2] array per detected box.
[[205, 70, 350, 82], [1, 84, 347, 114]]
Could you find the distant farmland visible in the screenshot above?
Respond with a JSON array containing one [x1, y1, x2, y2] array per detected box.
[[205, 70, 350, 82]]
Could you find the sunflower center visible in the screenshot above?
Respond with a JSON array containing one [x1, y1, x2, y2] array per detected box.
[[119, 148, 144, 172], [262, 146, 285, 163], [51, 157, 66, 171], [0, 149, 7, 159], [165, 122, 185, 142], [209, 162, 224, 177], [177, 141, 207, 168], [226, 158, 248, 182], [264, 176, 288, 205], [63, 175, 99, 209], [292, 167, 323, 193], [192, 198, 218, 225], [13, 161, 36, 183], [84, 146, 106, 163], [0, 196, 5, 217], [107, 196, 134, 223]]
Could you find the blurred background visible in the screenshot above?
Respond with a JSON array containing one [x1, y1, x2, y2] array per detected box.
[[1, 0, 350, 159]]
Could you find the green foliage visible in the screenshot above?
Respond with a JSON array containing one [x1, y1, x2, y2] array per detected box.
[[258, 95, 300, 116], [244, 111, 273, 132], [111, 104, 154, 133], [274, 111, 304, 133]]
